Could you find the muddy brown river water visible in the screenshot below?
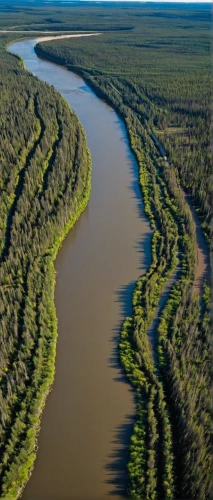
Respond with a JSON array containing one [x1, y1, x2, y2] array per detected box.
[[9, 38, 152, 500]]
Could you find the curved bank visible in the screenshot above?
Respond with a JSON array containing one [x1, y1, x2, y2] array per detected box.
[[9, 38, 152, 500]]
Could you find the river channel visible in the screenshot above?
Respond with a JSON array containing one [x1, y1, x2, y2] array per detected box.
[[9, 38, 152, 500]]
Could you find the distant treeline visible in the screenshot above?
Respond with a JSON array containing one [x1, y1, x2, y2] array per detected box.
[[35, 7, 212, 499], [0, 34, 91, 499], [35, 8, 212, 242]]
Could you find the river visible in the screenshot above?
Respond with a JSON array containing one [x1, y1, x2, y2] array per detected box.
[[9, 38, 152, 500]]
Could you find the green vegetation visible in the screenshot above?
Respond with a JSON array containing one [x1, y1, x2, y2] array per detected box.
[[34, 5, 212, 499], [0, 3, 212, 499], [35, 4, 212, 241], [0, 33, 91, 499]]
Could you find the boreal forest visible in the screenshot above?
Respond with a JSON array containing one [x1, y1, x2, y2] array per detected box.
[[0, 2, 212, 500]]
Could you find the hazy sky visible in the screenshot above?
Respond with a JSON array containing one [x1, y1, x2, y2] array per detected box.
[[113, 1, 212, 2], [80, 0, 212, 2], [100, 0, 212, 2]]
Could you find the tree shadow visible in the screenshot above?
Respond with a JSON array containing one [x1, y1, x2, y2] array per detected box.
[[104, 415, 135, 498], [103, 116, 152, 498], [109, 281, 135, 383], [104, 279, 141, 497], [116, 116, 147, 221], [134, 231, 152, 272], [79, 83, 95, 96], [103, 281, 137, 497]]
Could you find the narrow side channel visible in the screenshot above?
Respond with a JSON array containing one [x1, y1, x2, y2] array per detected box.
[[9, 39, 152, 500]]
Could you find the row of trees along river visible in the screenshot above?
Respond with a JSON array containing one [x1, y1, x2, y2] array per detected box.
[[33, 19, 212, 500], [0, 5, 211, 498]]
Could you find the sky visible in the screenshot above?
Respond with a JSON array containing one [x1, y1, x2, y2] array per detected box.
[[82, 0, 212, 2], [74, 0, 212, 2], [139, 1, 212, 2], [82, 0, 212, 3], [112, 0, 212, 2]]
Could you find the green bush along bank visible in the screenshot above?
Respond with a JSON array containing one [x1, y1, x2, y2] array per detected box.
[[35, 10, 212, 497], [0, 34, 91, 498]]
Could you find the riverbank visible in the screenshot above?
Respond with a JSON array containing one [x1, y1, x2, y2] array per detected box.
[[33, 36, 212, 499], [9, 37, 153, 500], [0, 34, 92, 499]]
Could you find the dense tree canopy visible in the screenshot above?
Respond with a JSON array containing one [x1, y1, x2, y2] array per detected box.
[[0, 33, 91, 498], [36, 5, 212, 241], [35, 6, 212, 499], [0, 3, 212, 498]]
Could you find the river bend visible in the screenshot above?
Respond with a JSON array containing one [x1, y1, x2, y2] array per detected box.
[[9, 38, 152, 500]]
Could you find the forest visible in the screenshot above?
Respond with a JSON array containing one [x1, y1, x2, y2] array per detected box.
[[35, 5, 212, 242], [0, 32, 91, 499], [0, 3, 212, 499], [34, 5, 212, 500]]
